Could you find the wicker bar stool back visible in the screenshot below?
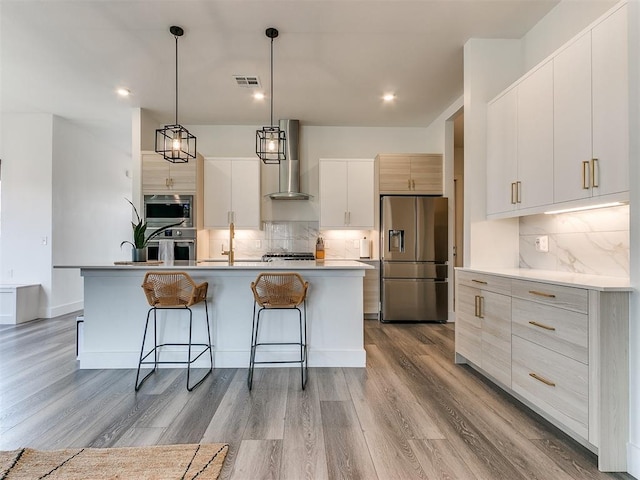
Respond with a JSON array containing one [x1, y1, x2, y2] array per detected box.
[[135, 271, 213, 391], [248, 272, 309, 390]]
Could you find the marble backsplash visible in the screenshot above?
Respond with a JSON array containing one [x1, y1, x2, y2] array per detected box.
[[205, 221, 373, 260], [519, 204, 629, 278]]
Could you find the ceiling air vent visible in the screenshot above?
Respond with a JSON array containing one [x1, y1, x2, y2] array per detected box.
[[234, 76, 261, 88]]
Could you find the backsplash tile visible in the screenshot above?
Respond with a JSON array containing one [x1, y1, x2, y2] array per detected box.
[[519, 205, 629, 278], [204, 221, 374, 260]]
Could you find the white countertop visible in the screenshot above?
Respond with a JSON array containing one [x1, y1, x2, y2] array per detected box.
[[60, 260, 373, 271], [456, 267, 631, 291]]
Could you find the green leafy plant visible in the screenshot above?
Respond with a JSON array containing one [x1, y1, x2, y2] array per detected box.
[[120, 199, 183, 250]]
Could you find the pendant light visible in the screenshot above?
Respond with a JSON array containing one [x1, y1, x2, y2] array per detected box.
[[256, 27, 286, 164], [155, 25, 196, 163]]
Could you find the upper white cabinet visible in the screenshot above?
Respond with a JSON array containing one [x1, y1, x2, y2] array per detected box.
[[320, 158, 374, 229], [486, 61, 553, 216], [142, 152, 198, 194], [487, 3, 629, 218], [486, 89, 518, 216], [203, 158, 260, 229], [554, 5, 628, 204]]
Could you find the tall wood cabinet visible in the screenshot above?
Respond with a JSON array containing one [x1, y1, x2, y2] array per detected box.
[[319, 158, 374, 229], [376, 154, 443, 195], [203, 158, 260, 229]]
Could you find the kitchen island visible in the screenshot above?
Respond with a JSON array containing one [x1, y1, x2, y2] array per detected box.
[[75, 260, 372, 369]]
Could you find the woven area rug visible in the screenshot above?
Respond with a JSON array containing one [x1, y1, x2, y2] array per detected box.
[[0, 443, 228, 480]]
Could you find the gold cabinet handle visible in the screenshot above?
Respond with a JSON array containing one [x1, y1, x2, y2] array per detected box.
[[471, 279, 488, 284], [529, 372, 556, 387], [166, 178, 170, 187], [516, 181, 521, 204], [477, 295, 484, 319], [511, 182, 517, 204], [591, 158, 599, 188], [528, 290, 556, 298], [528, 321, 556, 331], [412, 179, 415, 190], [474, 295, 480, 317], [408, 179, 411, 189], [582, 160, 590, 189]]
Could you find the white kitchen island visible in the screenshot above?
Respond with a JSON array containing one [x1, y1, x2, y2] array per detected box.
[[76, 260, 372, 369]]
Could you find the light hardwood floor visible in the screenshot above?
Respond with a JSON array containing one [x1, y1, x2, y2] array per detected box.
[[0, 313, 634, 479]]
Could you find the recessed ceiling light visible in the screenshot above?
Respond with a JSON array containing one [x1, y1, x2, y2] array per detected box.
[[383, 93, 396, 102], [253, 92, 265, 100], [116, 88, 131, 97]]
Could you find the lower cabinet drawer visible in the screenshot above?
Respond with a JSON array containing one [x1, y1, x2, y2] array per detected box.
[[512, 335, 588, 439]]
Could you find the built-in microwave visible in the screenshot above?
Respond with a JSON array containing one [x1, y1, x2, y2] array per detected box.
[[143, 194, 193, 228]]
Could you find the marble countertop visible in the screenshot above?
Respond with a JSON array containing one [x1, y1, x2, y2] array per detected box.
[[456, 267, 631, 291], [59, 260, 373, 271]]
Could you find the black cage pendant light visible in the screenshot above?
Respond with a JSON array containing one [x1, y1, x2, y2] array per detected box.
[[155, 26, 196, 163], [256, 27, 286, 164]]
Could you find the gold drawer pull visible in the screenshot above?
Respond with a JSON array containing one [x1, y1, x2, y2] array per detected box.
[[528, 290, 556, 298], [529, 321, 556, 331], [529, 372, 556, 387], [472, 279, 488, 284]]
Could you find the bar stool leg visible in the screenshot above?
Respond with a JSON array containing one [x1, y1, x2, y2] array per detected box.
[[186, 304, 214, 391], [248, 304, 261, 391], [135, 308, 157, 391]]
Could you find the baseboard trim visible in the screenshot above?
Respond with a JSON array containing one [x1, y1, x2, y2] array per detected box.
[[46, 300, 84, 319]]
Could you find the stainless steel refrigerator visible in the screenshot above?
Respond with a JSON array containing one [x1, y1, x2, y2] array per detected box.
[[380, 196, 448, 322]]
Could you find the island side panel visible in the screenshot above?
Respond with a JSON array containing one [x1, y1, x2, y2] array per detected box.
[[79, 267, 366, 369]]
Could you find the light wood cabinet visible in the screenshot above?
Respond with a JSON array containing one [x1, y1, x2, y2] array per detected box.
[[554, 5, 628, 205], [376, 154, 442, 195], [142, 152, 198, 193], [319, 159, 374, 229], [203, 158, 260, 229], [455, 269, 629, 472], [455, 271, 511, 386]]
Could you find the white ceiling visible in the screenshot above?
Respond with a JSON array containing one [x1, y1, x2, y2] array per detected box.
[[1, 0, 566, 130]]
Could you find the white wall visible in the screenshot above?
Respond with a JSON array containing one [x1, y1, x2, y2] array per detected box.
[[51, 116, 132, 315], [463, 39, 522, 269], [0, 114, 53, 317]]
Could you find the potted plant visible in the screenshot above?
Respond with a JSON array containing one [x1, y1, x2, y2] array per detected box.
[[120, 199, 183, 262]]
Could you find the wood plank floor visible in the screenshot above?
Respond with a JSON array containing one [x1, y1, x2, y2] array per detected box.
[[0, 313, 634, 479]]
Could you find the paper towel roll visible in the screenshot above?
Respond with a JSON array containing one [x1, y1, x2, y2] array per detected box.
[[359, 238, 370, 259]]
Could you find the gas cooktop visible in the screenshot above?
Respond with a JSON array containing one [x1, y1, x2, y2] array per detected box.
[[261, 252, 315, 261]]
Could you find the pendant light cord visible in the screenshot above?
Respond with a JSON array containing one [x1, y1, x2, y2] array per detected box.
[[174, 33, 179, 125], [270, 36, 274, 128]]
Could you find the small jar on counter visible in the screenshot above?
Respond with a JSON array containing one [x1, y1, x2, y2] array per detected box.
[[315, 237, 325, 261]]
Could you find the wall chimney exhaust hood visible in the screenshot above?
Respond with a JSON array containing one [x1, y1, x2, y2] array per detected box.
[[267, 119, 312, 200]]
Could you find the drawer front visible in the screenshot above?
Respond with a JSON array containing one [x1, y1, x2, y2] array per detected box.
[[512, 336, 588, 439], [511, 279, 588, 313], [456, 271, 511, 295], [481, 291, 512, 387], [512, 298, 588, 364]]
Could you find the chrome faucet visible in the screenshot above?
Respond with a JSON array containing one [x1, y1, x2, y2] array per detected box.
[[221, 222, 235, 265]]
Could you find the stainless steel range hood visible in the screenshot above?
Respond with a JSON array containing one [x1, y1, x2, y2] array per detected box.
[[267, 119, 312, 200]]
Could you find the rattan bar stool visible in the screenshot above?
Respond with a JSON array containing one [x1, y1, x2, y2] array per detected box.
[[248, 272, 309, 390], [135, 271, 213, 391]]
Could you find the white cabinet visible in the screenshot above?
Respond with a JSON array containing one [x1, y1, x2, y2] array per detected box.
[[517, 61, 554, 210], [142, 152, 198, 193], [486, 89, 517, 216], [486, 62, 553, 217], [319, 158, 374, 229], [203, 158, 260, 229], [554, 5, 628, 204]]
